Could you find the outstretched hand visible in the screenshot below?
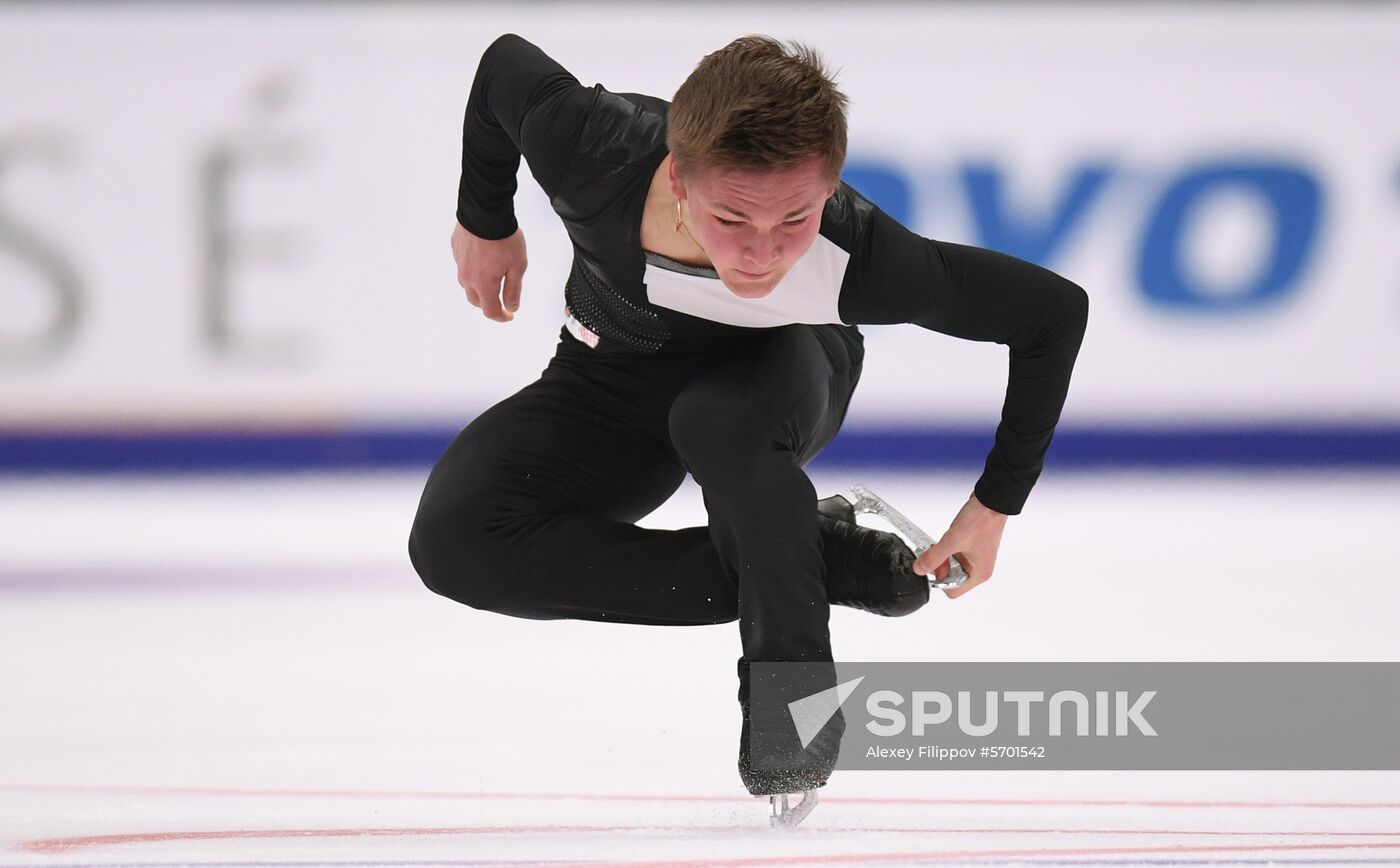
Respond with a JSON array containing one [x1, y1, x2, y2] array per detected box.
[[912, 493, 1008, 599], [452, 221, 527, 322]]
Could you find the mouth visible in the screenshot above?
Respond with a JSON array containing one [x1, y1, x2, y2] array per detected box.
[[735, 268, 773, 279]]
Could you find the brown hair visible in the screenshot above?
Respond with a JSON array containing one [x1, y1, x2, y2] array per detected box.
[[667, 35, 849, 183]]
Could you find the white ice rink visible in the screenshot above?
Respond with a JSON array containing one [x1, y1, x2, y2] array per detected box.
[[2, 469, 1399, 866]]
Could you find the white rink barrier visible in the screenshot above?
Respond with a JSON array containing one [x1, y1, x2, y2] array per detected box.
[[0, 3, 1397, 469]]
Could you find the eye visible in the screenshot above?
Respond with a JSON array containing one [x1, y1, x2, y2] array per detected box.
[[715, 217, 742, 227], [784, 217, 808, 227]]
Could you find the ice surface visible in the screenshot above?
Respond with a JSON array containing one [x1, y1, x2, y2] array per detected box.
[[2, 469, 1398, 865]]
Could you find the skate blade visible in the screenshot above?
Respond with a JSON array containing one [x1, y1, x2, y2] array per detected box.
[[768, 789, 819, 828], [849, 484, 969, 590]]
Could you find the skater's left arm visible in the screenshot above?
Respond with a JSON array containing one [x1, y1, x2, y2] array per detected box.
[[839, 198, 1089, 595]]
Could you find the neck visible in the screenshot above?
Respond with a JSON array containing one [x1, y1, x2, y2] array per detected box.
[[641, 155, 712, 268]]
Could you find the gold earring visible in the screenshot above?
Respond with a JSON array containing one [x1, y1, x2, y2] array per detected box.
[[674, 198, 683, 233]]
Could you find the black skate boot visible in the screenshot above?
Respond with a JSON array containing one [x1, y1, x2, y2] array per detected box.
[[738, 697, 842, 826], [817, 494, 930, 617]]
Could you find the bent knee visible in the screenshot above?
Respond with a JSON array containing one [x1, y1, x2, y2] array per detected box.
[[669, 393, 781, 472], [407, 503, 509, 612]]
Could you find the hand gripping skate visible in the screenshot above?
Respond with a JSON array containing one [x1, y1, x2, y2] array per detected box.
[[845, 484, 968, 590]]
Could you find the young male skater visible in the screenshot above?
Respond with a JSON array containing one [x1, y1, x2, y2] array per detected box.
[[409, 33, 1088, 820]]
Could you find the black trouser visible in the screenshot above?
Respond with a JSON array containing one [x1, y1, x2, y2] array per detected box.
[[408, 323, 864, 702]]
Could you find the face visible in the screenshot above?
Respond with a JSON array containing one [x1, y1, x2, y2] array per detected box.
[[670, 156, 836, 298]]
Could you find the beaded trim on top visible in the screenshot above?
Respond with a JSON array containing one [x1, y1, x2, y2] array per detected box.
[[563, 255, 670, 353]]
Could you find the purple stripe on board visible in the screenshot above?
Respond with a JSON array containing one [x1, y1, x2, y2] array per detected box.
[[2, 422, 1399, 473]]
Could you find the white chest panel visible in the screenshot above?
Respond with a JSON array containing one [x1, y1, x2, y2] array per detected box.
[[643, 234, 849, 328]]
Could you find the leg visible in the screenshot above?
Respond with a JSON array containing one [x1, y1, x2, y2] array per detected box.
[[667, 324, 864, 700], [408, 342, 741, 626]]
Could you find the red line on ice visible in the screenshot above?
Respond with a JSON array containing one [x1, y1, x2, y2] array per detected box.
[[20, 826, 609, 854], [598, 841, 1400, 868], [16, 828, 1400, 862], [19, 825, 1400, 855], [4, 783, 1399, 810]]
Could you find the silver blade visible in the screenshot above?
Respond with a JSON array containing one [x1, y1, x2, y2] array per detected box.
[[849, 484, 969, 590], [768, 789, 819, 828]]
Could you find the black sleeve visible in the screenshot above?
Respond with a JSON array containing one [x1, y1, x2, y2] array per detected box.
[[841, 204, 1089, 516], [456, 34, 596, 240]]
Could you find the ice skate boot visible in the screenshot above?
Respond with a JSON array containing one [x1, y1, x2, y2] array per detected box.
[[817, 484, 967, 616], [737, 698, 840, 827]]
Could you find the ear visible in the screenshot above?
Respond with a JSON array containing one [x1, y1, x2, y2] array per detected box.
[[667, 156, 686, 201]]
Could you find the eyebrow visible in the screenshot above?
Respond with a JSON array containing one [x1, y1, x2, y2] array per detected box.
[[716, 204, 812, 221]]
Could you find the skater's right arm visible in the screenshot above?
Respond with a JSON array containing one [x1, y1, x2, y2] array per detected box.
[[454, 34, 594, 321]]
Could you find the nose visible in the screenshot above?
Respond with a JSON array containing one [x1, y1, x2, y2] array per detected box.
[[743, 233, 780, 271]]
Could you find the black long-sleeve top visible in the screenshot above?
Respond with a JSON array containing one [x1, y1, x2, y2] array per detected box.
[[456, 34, 1089, 516]]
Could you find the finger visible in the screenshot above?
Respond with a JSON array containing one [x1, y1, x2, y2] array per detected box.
[[943, 577, 978, 599], [458, 262, 477, 301], [463, 283, 481, 308], [914, 538, 956, 578], [502, 268, 523, 314], [942, 555, 987, 600], [943, 575, 984, 599], [477, 275, 510, 321]]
